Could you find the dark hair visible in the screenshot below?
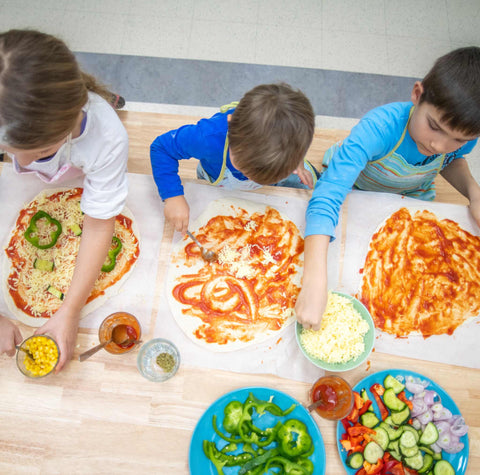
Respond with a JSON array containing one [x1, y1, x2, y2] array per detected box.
[[228, 83, 315, 185], [420, 46, 480, 136], [0, 29, 111, 149]]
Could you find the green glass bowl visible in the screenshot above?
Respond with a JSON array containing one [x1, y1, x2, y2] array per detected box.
[[296, 291, 375, 372]]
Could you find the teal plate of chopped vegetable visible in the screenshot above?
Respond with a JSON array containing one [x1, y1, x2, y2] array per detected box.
[[336, 369, 469, 475], [189, 386, 326, 474]]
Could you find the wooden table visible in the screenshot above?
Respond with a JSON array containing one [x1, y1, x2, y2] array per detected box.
[[0, 111, 478, 474]]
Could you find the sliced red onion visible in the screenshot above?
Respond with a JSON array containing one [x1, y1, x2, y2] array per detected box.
[[435, 420, 451, 435], [433, 406, 453, 421], [424, 390, 438, 406], [417, 409, 433, 425], [443, 441, 465, 454], [451, 417, 469, 437], [411, 398, 428, 417], [405, 379, 428, 394], [411, 418, 422, 430], [430, 442, 442, 453]]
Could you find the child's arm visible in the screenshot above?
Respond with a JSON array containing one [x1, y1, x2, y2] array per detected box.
[[0, 316, 23, 357], [295, 235, 330, 330], [440, 158, 480, 227], [150, 114, 229, 233], [35, 215, 115, 372]]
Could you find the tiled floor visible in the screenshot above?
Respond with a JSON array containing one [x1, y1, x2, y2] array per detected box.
[[1, 0, 479, 177]]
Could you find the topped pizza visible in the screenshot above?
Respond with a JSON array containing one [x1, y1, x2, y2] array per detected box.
[[3, 188, 140, 327], [167, 198, 304, 351], [360, 207, 480, 337]]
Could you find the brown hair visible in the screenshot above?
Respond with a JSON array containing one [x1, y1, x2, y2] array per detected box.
[[420, 46, 480, 136], [0, 29, 112, 149], [228, 83, 315, 184]]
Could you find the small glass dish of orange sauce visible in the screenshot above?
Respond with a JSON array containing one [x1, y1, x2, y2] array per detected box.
[[98, 312, 141, 354], [309, 375, 354, 420]]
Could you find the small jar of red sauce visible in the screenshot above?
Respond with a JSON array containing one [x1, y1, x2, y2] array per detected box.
[[309, 375, 354, 420], [98, 312, 141, 355]]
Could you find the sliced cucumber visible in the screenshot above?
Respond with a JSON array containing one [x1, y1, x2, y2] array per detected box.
[[360, 388, 374, 411], [399, 430, 417, 449], [391, 406, 411, 426], [360, 412, 380, 428], [404, 452, 424, 470], [346, 452, 364, 469], [372, 426, 389, 451], [383, 374, 405, 394], [418, 453, 434, 474], [363, 441, 384, 464], [387, 439, 400, 453], [70, 223, 82, 236], [400, 443, 419, 458], [402, 425, 420, 443], [389, 450, 402, 461], [383, 388, 406, 412], [47, 285, 64, 300], [34, 258, 54, 272], [433, 460, 455, 475], [380, 422, 402, 441], [419, 422, 439, 445], [432, 451, 443, 461]]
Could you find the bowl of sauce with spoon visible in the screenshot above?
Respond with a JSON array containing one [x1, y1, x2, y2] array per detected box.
[[98, 312, 141, 354], [309, 375, 354, 420]]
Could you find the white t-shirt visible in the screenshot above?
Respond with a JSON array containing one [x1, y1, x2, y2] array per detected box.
[[12, 92, 129, 220]]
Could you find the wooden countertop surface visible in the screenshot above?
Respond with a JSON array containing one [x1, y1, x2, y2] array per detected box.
[[0, 111, 477, 475]]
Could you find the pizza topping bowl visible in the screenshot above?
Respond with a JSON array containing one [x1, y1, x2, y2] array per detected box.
[[16, 335, 59, 378], [137, 338, 180, 382], [98, 312, 141, 354], [309, 375, 354, 420]]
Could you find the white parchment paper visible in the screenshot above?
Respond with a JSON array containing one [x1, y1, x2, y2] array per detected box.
[[341, 190, 480, 369], [0, 164, 164, 333]]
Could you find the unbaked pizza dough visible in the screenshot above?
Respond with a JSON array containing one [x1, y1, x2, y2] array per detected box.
[[3, 188, 140, 327], [166, 197, 304, 351], [360, 207, 480, 337]]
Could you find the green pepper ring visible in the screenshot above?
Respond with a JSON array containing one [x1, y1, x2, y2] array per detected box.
[[102, 236, 122, 273], [24, 210, 62, 250]]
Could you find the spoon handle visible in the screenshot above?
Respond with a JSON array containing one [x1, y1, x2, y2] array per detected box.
[[78, 340, 110, 362], [186, 230, 203, 249], [306, 399, 324, 412]]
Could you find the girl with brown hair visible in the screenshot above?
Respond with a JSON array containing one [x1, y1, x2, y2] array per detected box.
[[0, 29, 129, 371]]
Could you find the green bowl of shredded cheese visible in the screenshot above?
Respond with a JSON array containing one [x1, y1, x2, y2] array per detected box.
[[296, 291, 375, 372]]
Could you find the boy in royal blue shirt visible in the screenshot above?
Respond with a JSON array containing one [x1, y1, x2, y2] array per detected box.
[[150, 83, 317, 233], [296, 47, 480, 331]]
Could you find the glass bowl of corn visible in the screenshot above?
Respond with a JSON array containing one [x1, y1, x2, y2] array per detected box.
[[16, 335, 60, 378]]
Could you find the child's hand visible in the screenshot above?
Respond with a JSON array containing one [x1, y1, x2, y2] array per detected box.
[[34, 305, 79, 373], [0, 316, 23, 357], [293, 164, 314, 189], [164, 195, 190, 234], [295, 234, 330, 330], [295, 280, 328, 331]]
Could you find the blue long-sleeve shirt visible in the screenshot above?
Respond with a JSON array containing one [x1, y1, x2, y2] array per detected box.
[[150, 109, 248, 200], [305, 102, 477, 238]]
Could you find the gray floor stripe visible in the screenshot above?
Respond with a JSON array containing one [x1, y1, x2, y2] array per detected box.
[[75, 52, 418, 119]]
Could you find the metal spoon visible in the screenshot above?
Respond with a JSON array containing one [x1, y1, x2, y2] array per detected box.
[[306, 399, 325, 412], [16, 345, 35, 360], [78, 324, 129, 362], [186, 230, 217, 262]]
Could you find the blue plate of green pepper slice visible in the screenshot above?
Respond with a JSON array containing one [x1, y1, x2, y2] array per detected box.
[[189, 386, 326, 475]]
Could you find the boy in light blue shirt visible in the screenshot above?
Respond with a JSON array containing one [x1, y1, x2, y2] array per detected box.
[[296, 47, 480, 331]]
